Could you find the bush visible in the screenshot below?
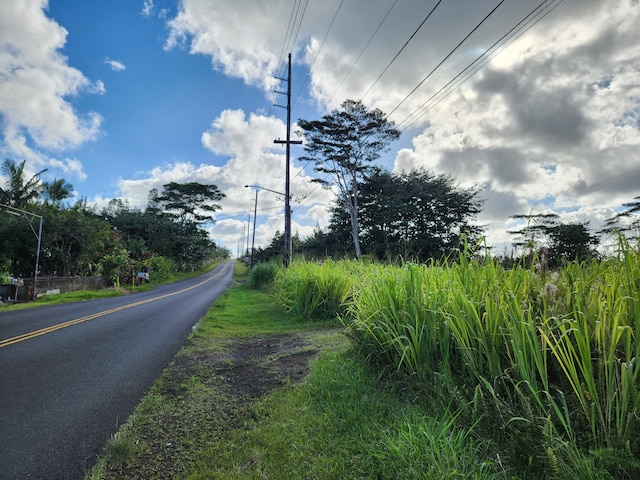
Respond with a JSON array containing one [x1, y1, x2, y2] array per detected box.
[[147, 255, 173, 282], [249, 262, 278, 289], [273, 260, 357, 321]]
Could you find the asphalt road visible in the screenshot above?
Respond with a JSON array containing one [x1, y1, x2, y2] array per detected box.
[[0, 261, 234, 480]]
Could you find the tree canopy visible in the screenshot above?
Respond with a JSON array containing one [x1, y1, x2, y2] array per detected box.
[[0, 174, 228, 281], [151, 182, 225, 226], [0, 159, 47, 208], [297, 99, 400, 258], [329, 167, 484, 261]]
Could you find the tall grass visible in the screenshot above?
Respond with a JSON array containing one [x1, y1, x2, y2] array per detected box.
[[248, 262, 278, 289], [283, 239, 640, 475], [273, 260, 359, 321]]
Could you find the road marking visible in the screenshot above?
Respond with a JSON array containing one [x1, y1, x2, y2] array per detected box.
[[0, 262, 233, 348]]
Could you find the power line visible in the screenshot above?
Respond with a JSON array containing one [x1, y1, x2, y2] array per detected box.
[[295, 0, 345, 101], [326, 0, 399, 105], [386, 0, 506, 120], [359, 0, 442, 101], [396, 0, 564, 131]]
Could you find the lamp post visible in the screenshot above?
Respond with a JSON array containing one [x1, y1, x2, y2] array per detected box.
[[0, 203, 43, 300], [244, 184, 291, 266]]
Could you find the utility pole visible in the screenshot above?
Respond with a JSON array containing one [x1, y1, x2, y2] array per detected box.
[[250, 189, 258, 268], [1, 203, 42, 300], [274, 53, 302, 267]]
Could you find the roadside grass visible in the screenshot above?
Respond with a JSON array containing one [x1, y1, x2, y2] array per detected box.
[[88, 264, 495, 479], [186, 350, 497, 480]]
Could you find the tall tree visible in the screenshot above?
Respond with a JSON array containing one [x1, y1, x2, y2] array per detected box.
[[43, 178, 74, 204], [297, 99, 400, 258], [329, 167, 483, 261], [0, 159, 47, 207], [547, 222, 598, 267], [508, 211, 559, 254], [152, 182, 225, 226]]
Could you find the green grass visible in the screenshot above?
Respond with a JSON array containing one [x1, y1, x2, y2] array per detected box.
[[86, 247, 640, 479], [184, 351, 497, 480], [88, 262, 499, 480], [192, 283, 337, 340]]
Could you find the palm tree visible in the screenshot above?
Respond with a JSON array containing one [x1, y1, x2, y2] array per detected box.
[[43, 178, 74, 204], [0, 159, 47, 208]]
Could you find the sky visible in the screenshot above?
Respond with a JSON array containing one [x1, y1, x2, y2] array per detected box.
[[1, 0, 639, 257]]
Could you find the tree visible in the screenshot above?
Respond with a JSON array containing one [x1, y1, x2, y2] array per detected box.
[[43, 178, 74, 204], [601, 195, 640, 244], [297, 99, 400, 258], [152, 182, 225, 226], [328, 167, 483, 261], [0, 159, 47, 208], [547, 222, 598, 267], [508, 211, 559, 255], [40, 202, 119, 276]]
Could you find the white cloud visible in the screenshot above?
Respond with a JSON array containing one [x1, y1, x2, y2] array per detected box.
[[165, 0, 288, 92], [115, 0, 640, 255], [115, 109, 330, 251], [0, 0, 103, 177], [141, 0, 154, 18], [104, 57, 126, 72], [389, 0, 640, 253]]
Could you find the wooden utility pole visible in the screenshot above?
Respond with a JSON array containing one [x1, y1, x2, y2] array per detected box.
[[274, 53, 302, 267], [250, 189, 258, 268]]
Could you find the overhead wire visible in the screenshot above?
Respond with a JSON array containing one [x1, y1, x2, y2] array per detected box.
[[326, 0, 399, 105], [264, 0, 310, 188], [294, 0, 345, 101], [359, 0, 442, 101], [396, 0, 564, 131], [290, 0, 567, 243], [385, 0, 506, 120]]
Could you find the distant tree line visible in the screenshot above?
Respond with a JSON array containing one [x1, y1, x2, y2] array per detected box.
[[0, 159, 228, 284], [252, 99, 638, 266]]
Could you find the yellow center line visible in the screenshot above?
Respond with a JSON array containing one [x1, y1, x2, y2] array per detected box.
[[0, 262, 232, 348]]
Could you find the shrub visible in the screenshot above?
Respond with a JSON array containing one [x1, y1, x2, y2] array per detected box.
[[147, 255, 173, 282], [249, 262, 278, 289], [274, 260, 357, 321]]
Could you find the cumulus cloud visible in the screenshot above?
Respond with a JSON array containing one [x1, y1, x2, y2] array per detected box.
[[141, 0, 154, 18], [165, 0, 288, 92], [116, 109, 331, 249], [0, 0, 103, 176], [390, 0, 640, 251], [157, 0, 638, 252]]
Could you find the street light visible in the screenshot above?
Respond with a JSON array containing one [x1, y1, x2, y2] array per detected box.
[[244, 184, 291, 267], [0, 203, 43, 300]]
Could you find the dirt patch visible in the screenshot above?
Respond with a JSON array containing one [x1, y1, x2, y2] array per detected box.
[[211, 334, 320, 402], [103, 331, 334, 479]]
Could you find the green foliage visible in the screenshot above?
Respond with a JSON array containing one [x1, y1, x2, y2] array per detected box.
[[248, 262, 278, 289], [275, 239, 640, 476], [330, 166, 484, 262], [151, 181, 225, 225], [297, 99, 401, 258], [98, 251, 135, 286], [146, 255, 172, 282], [273, 260, 357, 321], [0, 159, 47, 207]]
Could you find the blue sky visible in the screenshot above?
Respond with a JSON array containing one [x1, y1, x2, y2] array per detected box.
[[1, 0, 639, 256]]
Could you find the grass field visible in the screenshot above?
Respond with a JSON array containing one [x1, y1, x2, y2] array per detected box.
[[83, 244, 640, 478]]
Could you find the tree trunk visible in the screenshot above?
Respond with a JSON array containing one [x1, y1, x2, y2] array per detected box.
[[348, 174, 361, 258]]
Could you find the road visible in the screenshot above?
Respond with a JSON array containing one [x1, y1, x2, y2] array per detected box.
[[0, 261, 234, 480]]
